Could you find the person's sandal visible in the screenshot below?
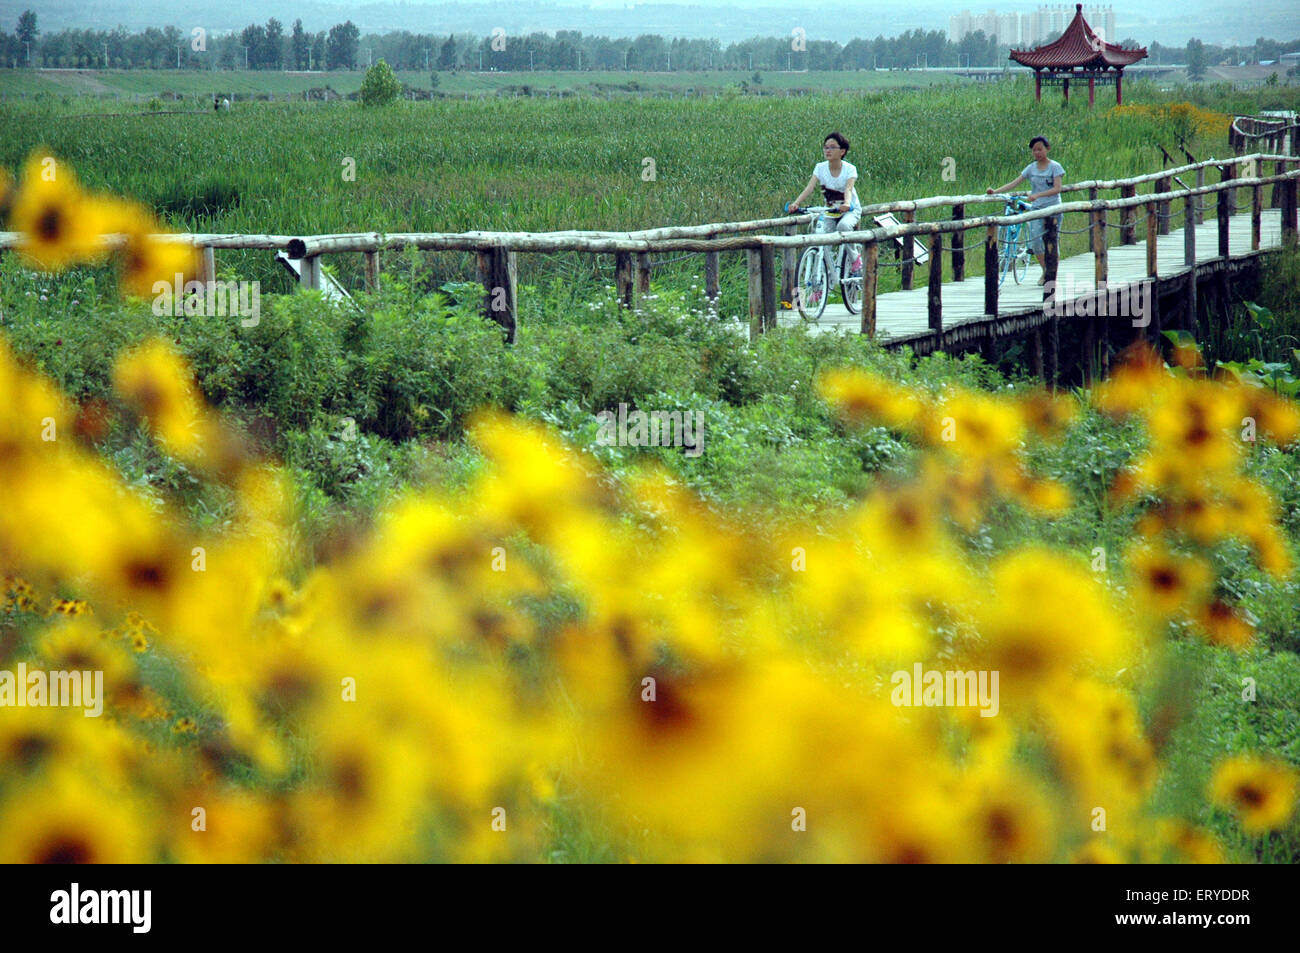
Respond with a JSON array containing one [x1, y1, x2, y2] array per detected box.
[[1037, 274, 1046, 286]]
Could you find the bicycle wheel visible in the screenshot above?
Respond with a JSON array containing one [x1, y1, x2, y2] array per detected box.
[[997, 225, 1015, 287], [1012, 243, 1030, 284], [839, 246, 861, 315], [797, 246, 828, 321]]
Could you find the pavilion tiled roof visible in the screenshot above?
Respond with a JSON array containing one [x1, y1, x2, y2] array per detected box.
[[1010, 4, 1148, 70]]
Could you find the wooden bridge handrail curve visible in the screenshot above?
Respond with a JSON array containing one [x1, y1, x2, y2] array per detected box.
[[0, 160, 1294, 257]]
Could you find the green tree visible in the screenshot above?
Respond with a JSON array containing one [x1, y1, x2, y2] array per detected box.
[[436, 34, 456, 70], [291, 19, 309, 69], [16, 9, 37, 64], [264, 18, 284, 70], [429, 70, 440, 90], [327, 21, 360, 70], [1186, 38, 1207, 81], [360, 58, 400, 105]]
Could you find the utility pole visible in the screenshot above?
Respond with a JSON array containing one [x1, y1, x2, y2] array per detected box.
[[577, 49, 581, 70], [243, 45, 249, 69], [529, 49, 534, 70], [103, 42, 109, 68], [479, 50, 483, 71], [787, 52, 791, 70], [424, 48, 430, 69], [748, 52, 753, 70], [177, 45, 182, 69]]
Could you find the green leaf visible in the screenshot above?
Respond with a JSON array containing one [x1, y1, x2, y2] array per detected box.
[[1161, 329, 1197, 348], [1243, 300, 1275, 327]]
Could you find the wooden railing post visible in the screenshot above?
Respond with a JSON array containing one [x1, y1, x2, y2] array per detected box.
[[760, 243, 777, 332], [363, 250, 380, 292], [300, 255, 320, 291], [860, 241, 879, 336], [1090, 203, 1107, 379], [1088, 187, 1099, 248], [636, 251, 651, 294], [901, 210, 915, 290], [704, 248, 720, 306], [198, 245, 216, 285], [615, 251, 635, 308], [1194, 167, 1206, 224], [1092, 204, 1108, 286], [1141, 201, 1160, 337], [1156, 176, 1172, 235], [1184, 189, 1198, 334], [983, 224, 998, 317], [1283, 178, 1298, 248], [951, 205, 965, 281], [1146, 202, 1158, 278], [1272, 160, 1286, 209], [928, 230, 943, 347], [781, 223, 797, 308], [1251, 184, 1262, 251], [1217, 189, 1230, 260], [1044, 215, 1059, 391], [1219, 163, 1236, 216], [747, 243, 776, 337], [1120, 184, 1136, 244], [477, 243, 517, 343]]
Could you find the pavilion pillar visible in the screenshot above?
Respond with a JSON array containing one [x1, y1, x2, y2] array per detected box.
[[1035, 72, 1041, 101], [1116, 71, 1123, 105], [1088, 74, 1095, 107], [1063, 76, 1069, 103]]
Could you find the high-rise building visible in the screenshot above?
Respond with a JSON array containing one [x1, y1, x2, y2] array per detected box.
[[949, 5, 1116, 48]]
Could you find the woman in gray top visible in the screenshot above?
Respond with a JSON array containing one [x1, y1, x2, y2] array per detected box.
[[987, 136, 1064, 285]]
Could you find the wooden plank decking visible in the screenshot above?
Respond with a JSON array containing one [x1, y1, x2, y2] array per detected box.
[[781, 208, 1285, 350]]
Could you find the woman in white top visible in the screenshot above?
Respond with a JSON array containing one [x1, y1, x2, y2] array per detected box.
[[988, 136, 1064, 284], [787, 131, 862, 234], [786, 132, 863, 287]]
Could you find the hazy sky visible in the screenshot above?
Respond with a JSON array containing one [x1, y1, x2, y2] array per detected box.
[[4, 0, 1296, 46]]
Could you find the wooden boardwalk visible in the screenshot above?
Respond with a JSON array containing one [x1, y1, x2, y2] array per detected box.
[[780, 208, 1285, 351]]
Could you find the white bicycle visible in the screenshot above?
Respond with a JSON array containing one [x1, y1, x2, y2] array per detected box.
[[789, 205, 862, 322]]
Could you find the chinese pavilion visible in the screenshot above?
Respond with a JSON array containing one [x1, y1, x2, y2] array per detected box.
[[1010, 4, 1148, 106]]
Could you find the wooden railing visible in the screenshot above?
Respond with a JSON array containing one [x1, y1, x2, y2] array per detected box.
[[2, 153, 1298, 346], [1231, 115, 1299, 157]]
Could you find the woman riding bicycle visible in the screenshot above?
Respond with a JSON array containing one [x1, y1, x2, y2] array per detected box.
[[987, 136, 1064, 284], [787, 131, 862, 234]]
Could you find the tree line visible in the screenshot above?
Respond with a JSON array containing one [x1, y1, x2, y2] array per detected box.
[[1, 11, 1295, 75]]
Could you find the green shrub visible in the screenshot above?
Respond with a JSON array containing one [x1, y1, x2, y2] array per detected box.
[[360, 60, 401, 107]]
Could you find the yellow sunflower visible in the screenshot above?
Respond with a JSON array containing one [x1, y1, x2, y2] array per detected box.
[[0, 770, 155, 863], [1209, 755, 1297, 834], [8, 152, 111, 271]]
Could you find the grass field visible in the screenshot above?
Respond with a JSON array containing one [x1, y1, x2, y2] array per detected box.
[[2, 78, 1285, 302], [2, 78, 1299, 864], [0, 66, 967, 100]]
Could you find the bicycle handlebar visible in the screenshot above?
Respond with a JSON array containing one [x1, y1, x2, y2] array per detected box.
[[786, 204, 842, 215]]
